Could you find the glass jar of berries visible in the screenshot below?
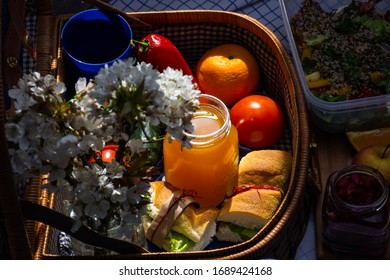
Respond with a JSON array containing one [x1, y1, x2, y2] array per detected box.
[[322, 164, 390, 257]]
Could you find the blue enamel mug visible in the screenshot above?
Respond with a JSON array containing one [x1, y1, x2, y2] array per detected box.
[[61, 9, 132, 79]]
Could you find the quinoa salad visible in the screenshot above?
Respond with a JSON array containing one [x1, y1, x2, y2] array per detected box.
[[291, 0, 390, 101]]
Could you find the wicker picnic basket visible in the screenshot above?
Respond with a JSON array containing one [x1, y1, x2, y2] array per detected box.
[[0, 0, 313, 259]]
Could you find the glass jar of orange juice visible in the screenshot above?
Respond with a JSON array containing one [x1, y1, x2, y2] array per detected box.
[[163, 94, 239, 207]]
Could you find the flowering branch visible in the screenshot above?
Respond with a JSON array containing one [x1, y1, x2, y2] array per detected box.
[[5, 58, 200, 240]]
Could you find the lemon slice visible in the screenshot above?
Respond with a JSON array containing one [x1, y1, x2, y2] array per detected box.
[[346, 127, 390, 151]]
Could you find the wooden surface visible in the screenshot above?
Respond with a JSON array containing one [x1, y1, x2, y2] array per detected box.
[[314, 127, 390, 259]]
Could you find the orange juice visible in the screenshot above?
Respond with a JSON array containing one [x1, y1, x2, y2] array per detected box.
[[163, 94, 239, 207]]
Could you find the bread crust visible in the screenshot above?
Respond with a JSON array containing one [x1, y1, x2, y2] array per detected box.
[[217, 188, 282, 230], [238, 150, 292, 192]]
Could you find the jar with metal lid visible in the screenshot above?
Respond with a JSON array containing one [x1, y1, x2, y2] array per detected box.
[[322, 164, 390, 257]]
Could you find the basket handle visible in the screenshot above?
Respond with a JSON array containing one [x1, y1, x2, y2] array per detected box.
[[20, 200, 149, 255], [79, 0, 152, 26]]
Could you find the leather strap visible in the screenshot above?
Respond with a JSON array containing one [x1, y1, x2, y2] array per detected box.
[[20, 200, 149, 255]]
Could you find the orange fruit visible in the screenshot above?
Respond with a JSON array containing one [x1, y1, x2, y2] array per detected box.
[[195, 44, 260, 107], [346, 127, 390, 151]]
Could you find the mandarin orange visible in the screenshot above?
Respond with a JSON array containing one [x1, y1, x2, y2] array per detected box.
[[195, 44, 260, 107]]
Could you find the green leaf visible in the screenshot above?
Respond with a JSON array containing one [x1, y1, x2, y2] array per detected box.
[[355, 16, 390, 40], [226, 222, 258, 241], [316, 92, 347, 102], [303, 33, 329, 46], [341, 50, 360, 81], [301, 57, 313, 73], [324, 46, 342, 59], [132, 121, 163, 165], [334, 1, 360, 34], [371, 68, 390, 94], [120, 101, 133, 117], [165, 231, 194, 252]]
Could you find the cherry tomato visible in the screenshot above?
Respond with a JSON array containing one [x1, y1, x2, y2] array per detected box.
[[100, 145, 119, 162], [89, 145, 118, 163], [230, 95, 284, 149]]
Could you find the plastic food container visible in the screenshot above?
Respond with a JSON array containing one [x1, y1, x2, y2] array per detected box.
[[279, 0, 390, 133]]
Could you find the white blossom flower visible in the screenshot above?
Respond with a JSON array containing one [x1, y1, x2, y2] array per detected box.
[[105, 160, 125, 179], [113, 211, 144, 239], [75, 77, 88, 93], [8, 87, 37, 111], [111, 187, 128, 203], [126, 139, 145, 155], [127, 186, 142, 205], [77, 134, 104, 153], [5, 60, 200, 241], [84, 199, 110, 219], [4, 123, 24, 143], [47, 168, 66, 182], [9, 149, 32, 174], [136, 181, 152, 196]]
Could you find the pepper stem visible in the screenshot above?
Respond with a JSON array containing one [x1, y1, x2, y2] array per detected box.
[[130, 39, 150, 53]]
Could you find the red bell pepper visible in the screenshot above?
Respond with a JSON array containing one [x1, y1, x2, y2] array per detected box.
[[133, 34, 199, 87]]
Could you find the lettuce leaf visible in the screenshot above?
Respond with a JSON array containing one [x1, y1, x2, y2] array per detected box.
[[145, 206, 195, 252], [226, 222, 258, 241], [165, 231, 195, 252]]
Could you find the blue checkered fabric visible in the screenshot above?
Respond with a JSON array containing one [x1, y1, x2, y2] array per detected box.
[[108, 0, 288, 43], [1, 1, 36, 110], [23, 1, 37, 74]]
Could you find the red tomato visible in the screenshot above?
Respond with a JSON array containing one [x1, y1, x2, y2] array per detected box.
[[100, 145, 119, 162], [230, 95, 284, 148], [89, 145, 118, 163]]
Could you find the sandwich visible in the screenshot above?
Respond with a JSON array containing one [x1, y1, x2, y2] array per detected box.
[[238, 149, 292, 193], [142, 181, 219, 252], [216, 149, 290, 243], [216, 186, 282, 243]]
